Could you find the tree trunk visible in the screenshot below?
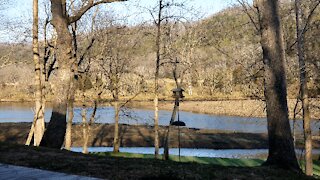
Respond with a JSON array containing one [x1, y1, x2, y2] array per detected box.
[[153, 0, 163, 158], [81, 105, 89, 154], [26, 0, 45, 146], [163, 125, 171, 160], [154, 95, 159, 158], [40, 0, 75, 149], [113, 101, 120, 153], [164, 98, 179, 160], [295, 0, 312, 175], [258, 0, 300, 171], [65, 90, 74, 150], [40, 101, 67, 148], [65, 17, 78, 151]]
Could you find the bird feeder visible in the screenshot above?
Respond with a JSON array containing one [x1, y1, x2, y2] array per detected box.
[[172, 88, 185, 99], [170, 87, 186, 127], [168, 87, 186, 161]]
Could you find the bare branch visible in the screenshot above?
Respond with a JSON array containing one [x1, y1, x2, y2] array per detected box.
[[68, 0, 127, 24], [237, 0, 260, 33], [301, 0, 320, 35]]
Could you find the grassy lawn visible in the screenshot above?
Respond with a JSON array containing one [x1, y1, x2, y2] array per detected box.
[[98, 151, 320, 177], [0, 142, 317, 179], [95, 152, 265, 167]]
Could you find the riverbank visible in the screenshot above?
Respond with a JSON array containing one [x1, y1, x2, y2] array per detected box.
[[1, 99, 319, 119], [0, 142, 314, 179], [127, 99, 320, 119], [0, 123, 318, 149]]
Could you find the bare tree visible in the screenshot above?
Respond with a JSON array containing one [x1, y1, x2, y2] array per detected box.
[[95, 22, 139, 152], [161, 22, 197, 160], [256, 0, 300, 170], [153, 0, 164, 158], [25, 0, 45, 146], [39, 0, 127, 149], [237, 0, 300, 171], [294, 0, 320, 176], [145, 0, 192, 159]]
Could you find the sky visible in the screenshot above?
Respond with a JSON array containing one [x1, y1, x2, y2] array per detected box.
[[0, 0, 245, 42]]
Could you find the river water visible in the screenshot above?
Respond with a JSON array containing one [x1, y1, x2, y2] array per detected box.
[[71, 147, 270, 158], [0, 102, 319, 134], [1, 102, 320, 158], [70, 147, 320, 159]]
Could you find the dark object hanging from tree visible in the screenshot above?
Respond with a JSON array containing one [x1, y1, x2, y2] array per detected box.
[[170, 88, 186, 127], [170, 120, 186, 127]]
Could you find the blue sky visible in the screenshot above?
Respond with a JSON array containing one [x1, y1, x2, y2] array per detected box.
[[4, 0, 240, 19], [0, 0, 244, 42]]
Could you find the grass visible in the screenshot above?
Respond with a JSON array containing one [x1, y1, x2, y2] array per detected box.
[[95, 152, 265, 167], [97, 151, 320, 177], [98, 152, 320, 179], [0, 142, 316, 179]]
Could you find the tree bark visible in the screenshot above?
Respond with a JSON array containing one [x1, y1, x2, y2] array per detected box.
[[164, 98, 179, 160], [65, 87, 74, 150], [295, 0, 312, 175], [113, 101, 120, 153], [153, 0, 163, 158], [40, 101, 67, 148], [82, 105, 89, 154], [40, 0, 75, 148], [258, 0, 300, 171], [65, 17, 78, 151], [26, 0, 45, 146]]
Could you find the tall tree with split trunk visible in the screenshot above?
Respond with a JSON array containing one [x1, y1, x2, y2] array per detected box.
[[40, 0, 127, 149], [256, 0, 300, 171]]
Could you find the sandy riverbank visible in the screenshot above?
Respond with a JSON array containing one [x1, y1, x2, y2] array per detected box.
[[127, 99, 320, 119]]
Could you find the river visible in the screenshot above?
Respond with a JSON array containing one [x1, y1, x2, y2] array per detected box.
[[70, 147, 320, 159], [0, 102, 318, 134], [2, 102, 320, 158]]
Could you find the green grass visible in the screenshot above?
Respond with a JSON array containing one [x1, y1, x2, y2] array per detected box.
[[301, 160, 320, 178], [94, 152, 265, 167], [95, 151, 320, 176], [0, 142, 315, 179]]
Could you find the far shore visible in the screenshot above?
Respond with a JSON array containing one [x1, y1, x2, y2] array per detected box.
[[127, 99, 320, 120]]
